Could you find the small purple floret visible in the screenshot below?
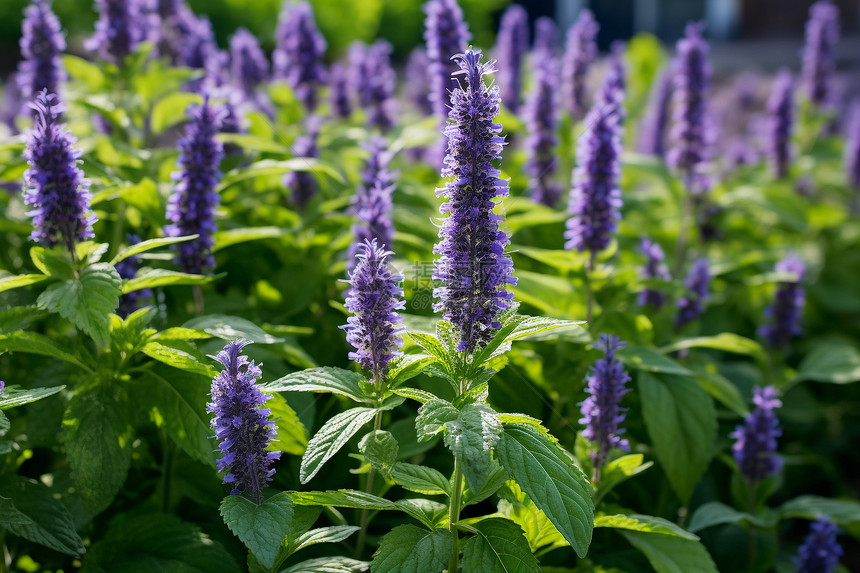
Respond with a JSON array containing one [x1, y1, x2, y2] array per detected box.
[[17, 0, 66, 108], [794, 517, 843, 573], [759, 254, 805, 349], [637, 239, 671, 309], [731, 385, 782, 483], [494, 4, 529, 113], [274, 1, 327, 111], [561, 9, 599, 119], [675, 257, 710, 328]]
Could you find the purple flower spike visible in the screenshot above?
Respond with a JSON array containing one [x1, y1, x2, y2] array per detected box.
[[283, 120, 320, 210], [801, 0, 839, 109], [23, 90, 96, 252], [423, 0, 471, 122], [17, 0, 66, 108], [564, 95, 623, 257], [207, 339, 280, 504], [349, 138, 396, 270], [274, 1, 327, 111], [165, 97, 224, 275], [350, 40, 399, 133], [579, 334, 631, 473], [562, 9, 599, 119], [844, 103, 860, 189], [637, 238, 671, 309], [731, 385, 782, 483], [406, 48, 434, 117], [637, 68, 673, 158], [494, 4, 529, 113], [156, 0, 195, 64], [759, 254, 805, 349], [116, 234, 152, 318], [794, 517, 843, 573], [86, 0, 149, 64], [230, 28, 269, 100], [668, 22, 712, 195], [432, 49, 516, 353], [525, 41, 560, 206], [342, 240, 405, 382], [675, 257, 710, 328], [533, 16, 559, 56], [766, 70, 795, 179], [328, 63, 351, 119]]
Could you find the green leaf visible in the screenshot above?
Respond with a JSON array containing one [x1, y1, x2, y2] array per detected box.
[[794, 340, 860, 385], [122, 268, 218, 294], [62, 54, 107, 91], [183, 314, 285, 344], [688, 502, 772, 532], [0, 478, 85, 556], [415, 399, 459, 442], [141, 340, 217, 378], [0, 385, 64, 411], [359, 431, 398, 478], [30, 245, 76, 279], [0, 306, 47, 333], [496, 481, 567, 552], [594, 514, 698, 540], [387, 354, 437, 388], [779, 495, 860, 529], [407, 332, 452, 373], [213, 226, 289, 252], [301, 407, 378, 483], [110, 235, 198, 265], [62, 383, 133, 512], [218, 159, 345, 191], [0, 274, 50, 293], [618, 345, 692, 376], [0, 331, 93, 372], [289, 489, 396, 511], [263, 367, 370, 403], [370, 525, 454, 573], [151, 92, 202, 135], [394, 499, 448, 529], [462, 463, 508, 507], [618, 529, 718, 573], [37, 263, 121, 347], [496, 424, 594, 558], [280, 557, 369, 573], [268, 392, 308, 456], [693, 370, 749, 417], [661, 334, 767, 364], [461, 517, 541, 573], [391, 387, 437, 404], [443, 403, 502, 492], [390, 463, 451, 496], [638, 372, 716, 504], [596, 454, 653, 502], [221, 492, 294, 570], [288, 525, 360, 555]]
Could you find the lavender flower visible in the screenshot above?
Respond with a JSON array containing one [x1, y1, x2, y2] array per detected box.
[[86, 0, 148, 64], [731, 385, 782, 483], [668, 22, 712, 195], [637, 68, 672, 157], [283, 120, 319, 209], [598, 41, 627, 117], [637, 239, 671, 309], [328, 63, 351, 119], [801, 0, 839, 108], [423, 0, 471, 121], [273, 1, 327, 111], [155, 0, 194, 64], [179, 14, 217, 73], [341, 240, 405, 382], [0, 381, 4, 394], [494, 4, 529, 113], [675, 257, 710, 328], [725, 138, 760, 172], [844, 103, 860, 188], [759, 254, 805, 349], [349, 138, 396, 269], [406, 48, 434, 117], [561, 9, 599, 119], [350, 41, 398, 133], [794, 518, 843, 573], [23, 91, 95, 252], [524, 41, 560, 206], [207, 339, 280, 504], [17, 0, 66, 108], [116, 235, 151, 317], [564, 93, 623, 257], [165, 97, 224, 274], [432, 49, 516, 353], [766, 70, 795, 179], [533, 17, 559, 57], [579, 334, 631, 473], [229, 28, 269, 100]]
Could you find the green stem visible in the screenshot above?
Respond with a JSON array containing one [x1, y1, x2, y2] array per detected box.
[[675, 194, 692, 277], [192, 284, 205, 316], [354, 411, 383, 559], [0, 528, 7, 573], [161, 437, 175, 513], [448, 456, 464, 573], [747, 481, 758, 572], [584, 254, 595, 329]]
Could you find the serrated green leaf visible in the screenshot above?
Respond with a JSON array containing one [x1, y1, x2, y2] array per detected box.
[[183, 314, 285, 344], [263, 367, 370, 403], [618, 345, 691, 376], [461, 517, 541, 573], [496, 424, 594, 558], [301, 407, 378, 483], [289, 525, 360, 555], [151, 92, 202, 134], [443, 403, 502, 492], [693, 370, 749, 417], [37, 263, 121, 347], [0, 306, 47, 333], [359, 431, 398, 479], [594, 514, 698, 540], [218, 159, 344, 192], [779, 496, 860, 531], [30, 245, 75, 279], [638, 372, 716, 504], [463, 463, 508, 507], [0, 384, 64, 411], [661, 333, 767, 364], [595, 454, 653, 502], [407, 333, 452, 373], [289, 489, 396, 511], [268, 392, 308, 456], [142, 340, 217, 378], [221, 492, 294, 569], [618, 529, 718, 573], [415, 399, 459, 442], [213, 226, 289, 252], [110, 235, 198, 265], [0, 274, 50, 293], [391, 387, 437, 404], [390, 463, 451, 496], [280, 557, 369, 573], [0, 331, 93, 372], [122, 268, 218, 294], [387, 354, 437, 388], [370, 525, 453, 573], [0, 478, 85, 556], [394, 499, 448, 529], [688, 502, 772, 532], [496, 481, 567, 552], [794, 340, 860, 385]]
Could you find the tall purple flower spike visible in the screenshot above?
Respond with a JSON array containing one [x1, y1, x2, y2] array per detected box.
[[675, 257, 710, 328], [759, 254, 805, 349], [579, 334, 631, 474], [637, 238, 671, 309], [432, 49, 516, 353], [731, 385, 782, 483], [844, 102, 860, 188], [207, 339, 280, 504], [86, 0, 149, 64], [17, 0, 66, 108], [525, 33, 561, 206], [328, 63, 351, 119], [406, 48, 434, 117], [229, 28, 269, 100], [766, 70, 795, 179], [283, 119, 320, 210], [801, 0, 839, 108], [561, 9, 599, 119], [423, 0, 471, 122], [637, 67, 673, 158], [341, 239, 405, 383], [533, 16, 559, 56], [668, 22, 712, 195], [494, 4, 529, 113], [165, 97, 225, 274], [794, 517, 843, 573], [348, 138, 396, 271], [23, 90, 95, 252], [274, 1, 327, 111], [350, 40, 399, 133]]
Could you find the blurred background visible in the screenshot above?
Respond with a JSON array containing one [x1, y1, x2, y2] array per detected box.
[[0, 0, 858, 76]]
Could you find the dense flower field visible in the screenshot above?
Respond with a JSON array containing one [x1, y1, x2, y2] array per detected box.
[[1, 0, 859, 571]]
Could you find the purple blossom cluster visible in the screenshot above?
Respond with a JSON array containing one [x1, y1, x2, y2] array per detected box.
[[274, 1, 327, 111], [637, 239, 671, 309], [405, 48, 434, 117], [731, 385, 782, 483], [432, 49, 516, 353], [494, 4, 529, 113], [801, 0, 840, 108], [284, 121, 320, 210], [524, 29, 560, 206], [207, 339, 280, 504], [229, 28, 269, 100], [86, 0, 150, 64], [561, 9, 599, 119], [794, 518, 843, 573], [23, 91, 95, 252], [115, 235, 152, 318], [349, 138, 396, 269], [579, 334, 631, 473], [637, 68, 672, 158], [766, 70, 795, 179], [675, 257, 710, 328], [423, 0, 470, 121], [328, 63, 351, 119], [599, 41, 626, 113], [165, 97, 224, 274], [349, 41, 399, 133], [533, 17, 559, 56], [759, 254, 805, 349], [342, 239, 405, 382], [845, 103, 860, 189], [17, 0, 66, 108]]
